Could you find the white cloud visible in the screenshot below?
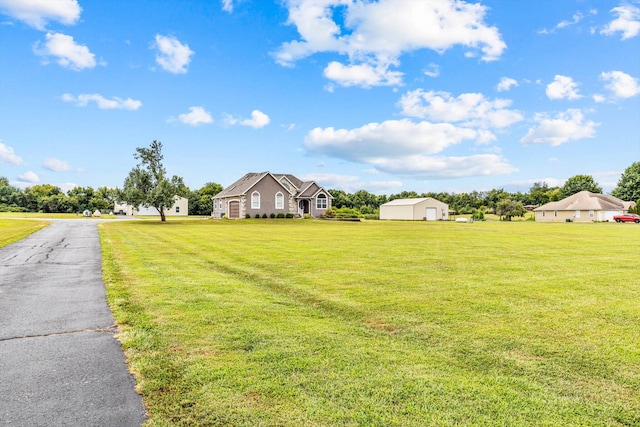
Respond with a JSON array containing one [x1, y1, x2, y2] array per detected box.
[[33, 32, 96, 71], [398, 89, 523, 130], [423, 63, 440, 78], [0, 0, 81, 30], [43, 157, 71, 172], [323, 61, 403, 87], [221, 0, 234, 13], [153, 34, 194, 74], [600, 70, 640, 98], [226, 110, 271, 129], [546, 75, 582, 100], [496, 77, 518, 92], [557, 12, 584, 29], [177, 106, 214, 126], [305, 119, 478, 162], [274, 0, 506, 87], [601, 4, 640, 40], [62, 93, 142, 110], [520, 109, 598, 146], [370, 154, 517, 178], [18, 171, 39, 184], [0, 141, 24, 164]]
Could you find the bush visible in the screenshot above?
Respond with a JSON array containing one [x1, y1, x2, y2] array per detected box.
[[363, 214, 379, 220], [277, 213, 285, 218], [245, 214, 251, 218], [270, 213, 276, 218], [323, 207, 363, 219], [255, 214, 261, 218], [262, 213, 268, 218], [285, 213, 294, 219], [472, 209, 485, 221]]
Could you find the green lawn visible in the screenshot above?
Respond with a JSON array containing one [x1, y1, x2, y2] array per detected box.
[[0, 219, 49, 248], [99, 219, 640, 426]]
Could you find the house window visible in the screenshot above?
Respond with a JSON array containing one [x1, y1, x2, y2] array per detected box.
[[542, 211, 545, 217], [575, 210, 580, 218], [554, 210, 558, 217], [589, 210, 594, 218], [316, 194, 327, 209], [251, 191, 260, 209], [275, 192, 284, 209], [175, 206, 180, 213]]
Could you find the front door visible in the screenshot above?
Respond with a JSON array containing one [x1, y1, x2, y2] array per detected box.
[[298, 200, 310, 215]]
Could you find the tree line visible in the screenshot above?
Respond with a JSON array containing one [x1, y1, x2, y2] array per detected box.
[[0, 176, 222, 216], [2, 139, 638, 219]]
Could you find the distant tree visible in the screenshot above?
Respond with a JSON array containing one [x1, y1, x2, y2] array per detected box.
[[67, 186, 95, 212], [389, 190, 419, 201], [527, 182, 560, 206], [24, 184, 63, 212], [611, 162, 640, 202], [496, 199, 526, 221], [119, 140, 186, 221], [189, 182, 223, 215], [559, 175, 602, 199], [0, 177, 25, 211], [483, 188, 510, 212], [328, 189, 353, 209]]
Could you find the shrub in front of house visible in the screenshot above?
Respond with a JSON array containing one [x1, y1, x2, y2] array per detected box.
[[270, 213, 276, 218], [255, 213, 261, 218], [245, 214, 251, 218], [277, 213, 285, 218], [285, 213, 294, 218], [262, 213, 268, 218]]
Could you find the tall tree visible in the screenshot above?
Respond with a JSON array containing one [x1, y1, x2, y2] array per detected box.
[[559, 175, 602, 199], [611, 161, 640, 202], [119, 140, 186, 221]]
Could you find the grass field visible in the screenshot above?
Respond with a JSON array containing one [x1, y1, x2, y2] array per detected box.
[[99, 219, 639, 426], [0, 219, 49, 248]]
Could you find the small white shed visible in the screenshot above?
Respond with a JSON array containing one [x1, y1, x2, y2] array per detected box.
[[380, 197, 449, 221]]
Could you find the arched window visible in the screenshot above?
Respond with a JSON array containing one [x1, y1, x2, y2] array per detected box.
[[316, 193, 327, 209], [275, 192, 284, 209], [251, 191, 260, 209]]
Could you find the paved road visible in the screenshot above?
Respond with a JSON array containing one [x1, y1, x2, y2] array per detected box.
[[0, 220, 147, 426]]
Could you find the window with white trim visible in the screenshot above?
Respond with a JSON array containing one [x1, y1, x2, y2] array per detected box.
[[251, 191, 260, 209], [589, 210, 594, 218], [275, 192, 284, 209], [316, 193, 327, 209], [575, 210, 580, 218]]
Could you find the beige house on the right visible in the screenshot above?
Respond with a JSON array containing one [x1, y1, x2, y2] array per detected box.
[[534, 191, 634, 222]]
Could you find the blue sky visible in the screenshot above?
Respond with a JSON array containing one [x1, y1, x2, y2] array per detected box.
[[1, 0, 639, 195]]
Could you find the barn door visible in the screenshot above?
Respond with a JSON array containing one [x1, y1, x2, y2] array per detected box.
[[425, 207, 437, 221]]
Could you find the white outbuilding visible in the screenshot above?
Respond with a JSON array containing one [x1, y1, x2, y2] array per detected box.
[[380, 197, 449, 221]]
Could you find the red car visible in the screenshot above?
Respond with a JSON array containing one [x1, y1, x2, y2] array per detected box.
[[613, 213, 640, 223]]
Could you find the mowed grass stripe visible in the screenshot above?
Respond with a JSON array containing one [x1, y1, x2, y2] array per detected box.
[[0, 219, 49, 248], [99, 219, 640, 426]]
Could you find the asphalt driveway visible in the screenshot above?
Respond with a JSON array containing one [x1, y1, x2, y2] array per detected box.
[[0, 220, 147, 426]]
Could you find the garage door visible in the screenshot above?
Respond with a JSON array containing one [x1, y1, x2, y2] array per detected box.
[[425, 207, 437, 221], [229, 201, 240, 218]]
